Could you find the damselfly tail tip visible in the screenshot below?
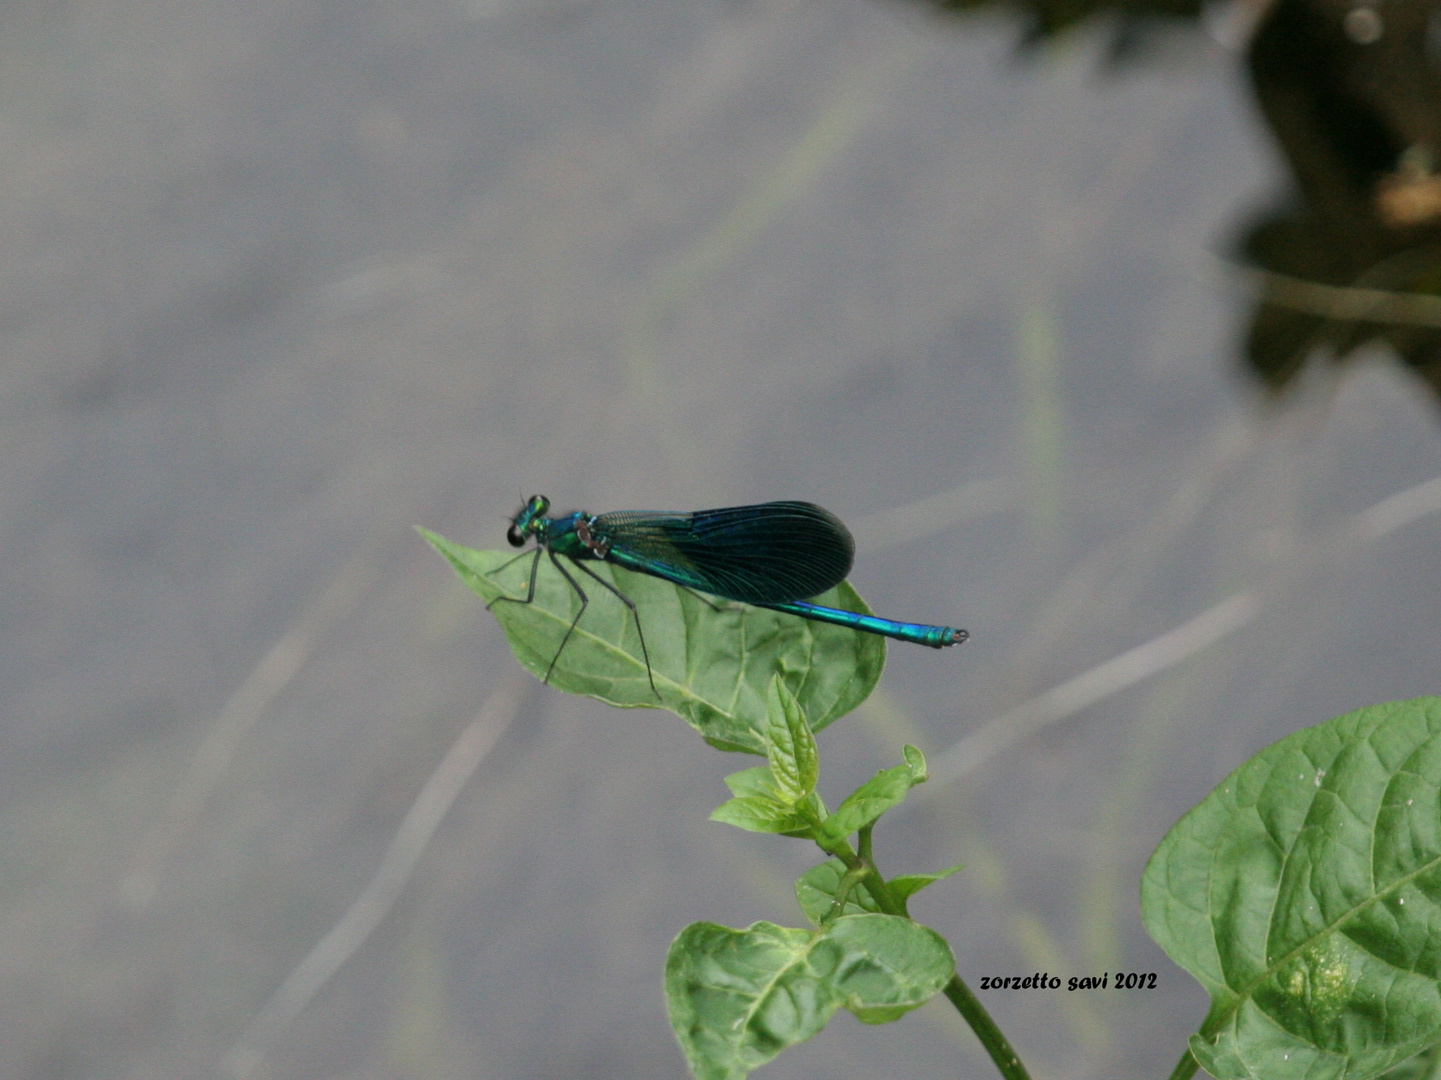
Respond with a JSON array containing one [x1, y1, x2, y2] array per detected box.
[[949, 628, 969, 647]]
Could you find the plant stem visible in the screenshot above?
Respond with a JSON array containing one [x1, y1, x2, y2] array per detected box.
[[815, 835, 898, 916], [850, 824, 907, 916], [857, 823, 875, 864], [825, 864, 871, 925], [942, 975, 1033, 1080]]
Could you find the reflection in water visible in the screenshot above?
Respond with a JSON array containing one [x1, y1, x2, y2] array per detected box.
[[1242, 0, 1441, 398], [929, 0, 1441, 403], [930, 0, 1206, 56]]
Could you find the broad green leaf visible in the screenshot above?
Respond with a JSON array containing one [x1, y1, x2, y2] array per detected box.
[[889, 864, 964, 903], [796, 858, 879, 925], [421, 531, 884, 754], [827, 915, 955, 1024], [765, 677, 818, 804], [711, 795, 810, 835], [665, 915, 955, 1080], [1142, 697, 1441, 1080], [823, 762, 920, 843], [1376, 1042, 1441, 1080]]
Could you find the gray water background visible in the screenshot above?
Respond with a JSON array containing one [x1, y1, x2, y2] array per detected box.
[[3, 0, 1440, 1077]]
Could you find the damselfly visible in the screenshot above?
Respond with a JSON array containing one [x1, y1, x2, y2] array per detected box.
[[493, 495, 967, 694]]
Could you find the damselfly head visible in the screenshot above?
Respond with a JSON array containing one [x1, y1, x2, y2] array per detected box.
[[507, 494, 551, 547]]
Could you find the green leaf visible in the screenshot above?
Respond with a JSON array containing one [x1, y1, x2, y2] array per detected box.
[[796, 858, 879, 925], [889, 864, 964, 903], [1376, 1043, 1441, 1080], [902, 743, 927, 782], [665, 915, 955, 1079], [1142, 697, 1441, 1080], [826, 915, 955, 1024], [823, 762, 920, 843], [723, 766, 780, 800], [765, 677, 819, 804], [778, 792, 826, 838], [796, 861, 963, 926], [420, 531, 884, 754], [710, 796, 810, 835]]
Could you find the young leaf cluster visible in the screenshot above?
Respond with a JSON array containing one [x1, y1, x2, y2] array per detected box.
[[708, 678, 959, 920], [669, 677, 959, 1080]]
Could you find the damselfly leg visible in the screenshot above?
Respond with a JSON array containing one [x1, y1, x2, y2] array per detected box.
[[488, 547, 660, 698]]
